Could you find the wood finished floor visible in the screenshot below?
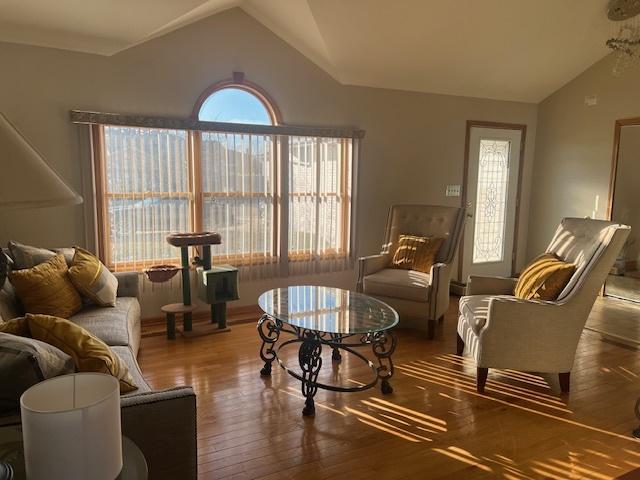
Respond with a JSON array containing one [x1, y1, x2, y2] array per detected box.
[[138, 297, 640, 480]]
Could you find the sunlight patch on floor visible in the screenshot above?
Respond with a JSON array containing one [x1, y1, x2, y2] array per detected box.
[[433, 446, 493, 472], [395, 362, 640, 443]]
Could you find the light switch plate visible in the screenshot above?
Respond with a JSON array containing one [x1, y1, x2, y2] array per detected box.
[[584, 95, 598, 106], [446, 185, 461, 197]]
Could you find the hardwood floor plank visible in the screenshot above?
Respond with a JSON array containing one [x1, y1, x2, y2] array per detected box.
[[137, 295, 640, 479]]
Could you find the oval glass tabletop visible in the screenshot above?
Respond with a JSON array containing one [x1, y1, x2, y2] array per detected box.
[[258, 286, 399, 334]]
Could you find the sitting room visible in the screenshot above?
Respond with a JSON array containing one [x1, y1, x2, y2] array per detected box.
[[1, 1, 640, 479]]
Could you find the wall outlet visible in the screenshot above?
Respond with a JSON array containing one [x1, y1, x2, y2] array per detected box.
[[446, 185, 461, 197]]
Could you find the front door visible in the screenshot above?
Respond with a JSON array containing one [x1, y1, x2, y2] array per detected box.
[[461, 126, 523, 281]]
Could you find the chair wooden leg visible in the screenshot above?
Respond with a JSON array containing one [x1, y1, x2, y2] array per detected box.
[[427, 319, 436, 340], [559, 372, 570, 393], [477, 367, 488, 394], [456, 333, 464, 355]]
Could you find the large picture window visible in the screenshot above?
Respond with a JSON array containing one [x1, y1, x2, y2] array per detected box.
[[92, 79, 358, 276]]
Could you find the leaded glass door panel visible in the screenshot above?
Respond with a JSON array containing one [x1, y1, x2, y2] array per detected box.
[[461, 127, 522, 280]]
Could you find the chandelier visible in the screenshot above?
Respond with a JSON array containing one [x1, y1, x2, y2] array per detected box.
[[606, 0, 640, 75]]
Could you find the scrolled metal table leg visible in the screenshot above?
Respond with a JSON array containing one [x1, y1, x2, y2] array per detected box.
[[330, 333, 342, 362], [257, 315, 280, 376], [372, 330, 397, 394], [299, 330, 322, 416]]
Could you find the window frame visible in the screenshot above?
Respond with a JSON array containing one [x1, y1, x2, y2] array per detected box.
[[91, 77, 357, 272], [93, 125, 196, 270], [194, 130, 280, 265], [287, 137, 352, 259], [191, 77, 282, 126]]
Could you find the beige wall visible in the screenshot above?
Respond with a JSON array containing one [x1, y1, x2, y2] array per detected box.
[[528, 53, 640, 258], [0, 8, 538, 317]]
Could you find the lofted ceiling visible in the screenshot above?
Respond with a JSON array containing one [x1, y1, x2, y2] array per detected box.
[[0, 0, 612, 102]]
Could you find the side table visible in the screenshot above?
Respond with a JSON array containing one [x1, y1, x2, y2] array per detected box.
[[0, 424, 148, 479]]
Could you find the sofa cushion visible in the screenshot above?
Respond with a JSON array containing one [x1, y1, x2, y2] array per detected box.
[[9, 254, 82, 318], [391, 235, 444, 273], [515, 253, 575, 301], [69, 247, 118, 307], [363, 268, 430, 302], [0, 317, 29, 336], [0, 280, 21, 322], [26, 314, 137, 393], [111, 346, 151, 395], [8, 240, 74, 269], [69, 297, 141, 354], [0, 332, 75, 413]]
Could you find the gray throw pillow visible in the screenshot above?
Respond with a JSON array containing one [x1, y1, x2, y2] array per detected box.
[[0, 333, 75, 413], [7, 240, 74, 270]]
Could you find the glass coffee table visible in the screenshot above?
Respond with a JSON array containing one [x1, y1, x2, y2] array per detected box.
[[257, 286, 399, 416]]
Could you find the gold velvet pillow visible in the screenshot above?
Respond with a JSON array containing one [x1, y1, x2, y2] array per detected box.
[[26, 314, 137, 393], [391, 235, 445, 273], [68, 247, 118, 307], [9, 254, 82, 318], [0, 317, 30, 336], [515, 253, 576, 301]]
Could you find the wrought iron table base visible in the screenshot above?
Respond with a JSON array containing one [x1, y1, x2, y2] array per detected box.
[[257, 314, 397, 416]]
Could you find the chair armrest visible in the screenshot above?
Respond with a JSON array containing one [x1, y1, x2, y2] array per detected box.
[[429, 262, 452, 319], [357, 254, 389, 291], [114, 271, 140, 298], [466, 275, 517, 296], [479, 296, 581, 371], [121, 387, 197, 480]]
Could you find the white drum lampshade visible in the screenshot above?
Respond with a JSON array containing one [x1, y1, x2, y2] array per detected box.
[[20, 373, 122, 480]]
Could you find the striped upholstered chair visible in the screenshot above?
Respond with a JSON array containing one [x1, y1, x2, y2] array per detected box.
[[457, 218, 630, 394]]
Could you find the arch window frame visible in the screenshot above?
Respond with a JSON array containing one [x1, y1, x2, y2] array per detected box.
[[191, 76, 282, 126], [190, 76, 282, 263]]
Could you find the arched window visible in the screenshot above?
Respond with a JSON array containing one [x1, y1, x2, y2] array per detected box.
[[193, 78, 280, 125], [197, 87, 272, 125], [192, 77, 280, 260]]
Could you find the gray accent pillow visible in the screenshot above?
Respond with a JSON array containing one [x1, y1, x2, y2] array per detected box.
[[7, 240, 75, 270], [0, 281, 21, 322], [0, 333, 75, 413]]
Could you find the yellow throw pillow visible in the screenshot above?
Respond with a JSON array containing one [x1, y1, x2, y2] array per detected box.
[[515, 253, 576, 301], [0, 317, 30, 336], [9, 254, 82, 318], [26, 314, 136, 393], [68, 247, 118, 307], [391, 235, 445, 273]]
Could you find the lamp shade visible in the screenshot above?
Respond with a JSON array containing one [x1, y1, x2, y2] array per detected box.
[[0, 112, 82, 210], [20, 373, 122, 480]]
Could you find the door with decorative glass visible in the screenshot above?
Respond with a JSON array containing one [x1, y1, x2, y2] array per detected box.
[[461, 127, 522, 281]]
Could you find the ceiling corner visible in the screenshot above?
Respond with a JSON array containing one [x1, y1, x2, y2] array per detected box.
[[240, 0, 342, 83]]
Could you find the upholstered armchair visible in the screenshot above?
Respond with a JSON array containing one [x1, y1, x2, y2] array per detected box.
[[357, 204, 465, 338], [457, 218, 630, 394]]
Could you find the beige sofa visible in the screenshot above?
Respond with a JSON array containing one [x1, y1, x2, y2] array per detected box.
[[0, 268, 197, 479]]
